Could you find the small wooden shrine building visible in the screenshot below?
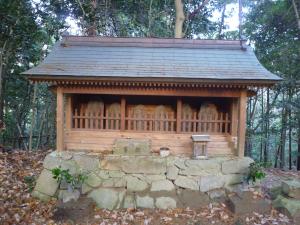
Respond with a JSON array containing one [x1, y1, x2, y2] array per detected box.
[[24, 36, 281, 157]]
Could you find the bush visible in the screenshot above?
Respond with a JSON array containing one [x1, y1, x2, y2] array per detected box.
[[51, 167, 87, 191], [247, 162, 271, 183]]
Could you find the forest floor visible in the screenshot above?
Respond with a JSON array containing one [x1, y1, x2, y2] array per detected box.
[[0, 150, 298, 225]]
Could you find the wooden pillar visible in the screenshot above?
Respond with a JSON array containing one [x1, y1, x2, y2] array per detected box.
[[230, 98, 238, 136], [56, 87, 64, 151], [176, 98, 182, 133], [65, 94, 72, 130], [120, 97, 126, 131], [237, 90, 247, 157]]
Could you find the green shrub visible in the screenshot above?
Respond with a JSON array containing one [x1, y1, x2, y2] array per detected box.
[[51, 167, 87, 190], [247, 162, 271, 183]]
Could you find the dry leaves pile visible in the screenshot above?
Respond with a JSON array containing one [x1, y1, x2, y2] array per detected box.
[[0, 150, 295, 225]]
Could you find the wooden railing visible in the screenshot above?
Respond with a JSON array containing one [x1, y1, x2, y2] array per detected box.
[[181, 112, 230, 134], [72, 109, 230, 134]]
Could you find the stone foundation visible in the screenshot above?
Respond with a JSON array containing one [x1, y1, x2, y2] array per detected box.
[[32, 151, 253, 209]]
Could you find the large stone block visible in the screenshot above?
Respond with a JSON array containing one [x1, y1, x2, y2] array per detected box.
[[227, 194, 271, 215], [126, 175, 148, 192], [123, 194, 136, 208], [100, 156, 124, 171], [113, 139, 151, 155], [221, 157, 254, 174], [282, 180, 300, 199], [155, 197, 177, 209], [223, 174, 244, 186], [180, 159, 221, 176], [174, 176, 198, 190], [273, 195, 300, 222], [85, 172, 102, 188], [167, 165, 179, 180], [34, 169, 59, 197], [136, 195, 154, 208], [199, 175, 225, 192], [88, 188, 125, 210], [122, 157, 167, 174], [102, 178, 126, 188], [73, 154, 99, 172], [151, 180, 175, 192], [177, 189, 210, 208]]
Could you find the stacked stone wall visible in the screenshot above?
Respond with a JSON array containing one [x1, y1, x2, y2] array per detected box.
[[33, 151, 253, 209]]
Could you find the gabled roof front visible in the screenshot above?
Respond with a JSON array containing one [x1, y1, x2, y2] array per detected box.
[[24, 36, 281, 86]]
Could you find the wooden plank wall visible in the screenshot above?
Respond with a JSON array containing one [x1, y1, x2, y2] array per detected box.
[[64, 130, 234, 156]]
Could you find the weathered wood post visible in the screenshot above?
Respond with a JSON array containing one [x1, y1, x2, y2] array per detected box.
[[56, 87, 64, 151], [237, 90, 247, 157]]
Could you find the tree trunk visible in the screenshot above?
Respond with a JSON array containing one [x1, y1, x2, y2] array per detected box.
[[280, 103, 288, 169], [0, 41, 7, 123], [264, 88, 270, 162], [28, 84, 37, 151], [292, 0, 300, 31], [217, 3, 226, 39], [174, 0, 185, 38], [297, 114, 300, 170]]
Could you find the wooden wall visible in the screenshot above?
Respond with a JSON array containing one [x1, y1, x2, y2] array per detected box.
[[64, 130, 234, 156]]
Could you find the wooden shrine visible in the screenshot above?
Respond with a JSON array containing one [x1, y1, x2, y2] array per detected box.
[[24, 36, 281, 157]]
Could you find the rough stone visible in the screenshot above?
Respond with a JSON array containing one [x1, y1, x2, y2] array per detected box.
[[97, 170, 110, 179], [43, 151, 73, 169], [101, 156, 166, 174], [174, 158, 188, 170], [136, 195, 154, 208], [81, 183, 92, 194], [102, 178, 126, 188], [273, 195, 300, 222], [34, 169, 59, 197], [73, 154, 99, 172], [227, 194, 271, 215], [221, 157, 254, 174], [146, 174, 166, 182], [58, 189, 80, 203], [178, 189, 210, 208], [32, 190, 52, 201], [155, 197, 177, 209], [174, 176, 199, 190], [88, 188, 125, 210], [199, 175, 225, 192], [113, 139, 151, 155], [126, 176, 148, 192], [282, 180, 300, 199], [108, 170, 125, 178], [122, 157, 166, 174], [151, 180, 175, 192], [180, 159, 221, 176], [123, 194, 136, 208], [85, 172, 102, 188], [100, 156, 123, 170], [208, 189, 226, 201], [166, 166, 179, 180], [223, 174, 245, 186]]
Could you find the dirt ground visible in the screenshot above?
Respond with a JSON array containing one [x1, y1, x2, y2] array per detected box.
[[0, 150, 296, 225]]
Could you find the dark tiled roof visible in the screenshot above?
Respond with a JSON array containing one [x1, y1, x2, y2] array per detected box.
[[23, 36, 281, 83]]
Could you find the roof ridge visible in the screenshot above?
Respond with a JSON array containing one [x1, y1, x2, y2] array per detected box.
[[61, 36, 247, 50]]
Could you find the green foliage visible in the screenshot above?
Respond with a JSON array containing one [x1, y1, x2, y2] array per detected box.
[[24, 175, 36, 192], [51, 167, 87, 190], [247, 162, 271, 183]]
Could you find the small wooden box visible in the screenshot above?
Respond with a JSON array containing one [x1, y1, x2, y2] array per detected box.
[[191, 135, 210, 159]]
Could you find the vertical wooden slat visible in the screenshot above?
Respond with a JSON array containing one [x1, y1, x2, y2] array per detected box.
[[176, 99, 182, 133], [225, 113, 229, 133], [238, 90, 247, 157], [56, 87, 64, 151], [159, 113, 163, 131], [80, 108, 83, 129], [149, 114, 153, 131], [65, 95, 72, 130], [165, 113, 169, 132], [120, 97, 126, 131], [231, 98, 238, 136], [105, 109, 108, 129], [74, 109, 78, 128], [193, 112, 196, 132], [171, 112, 174, 132]]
